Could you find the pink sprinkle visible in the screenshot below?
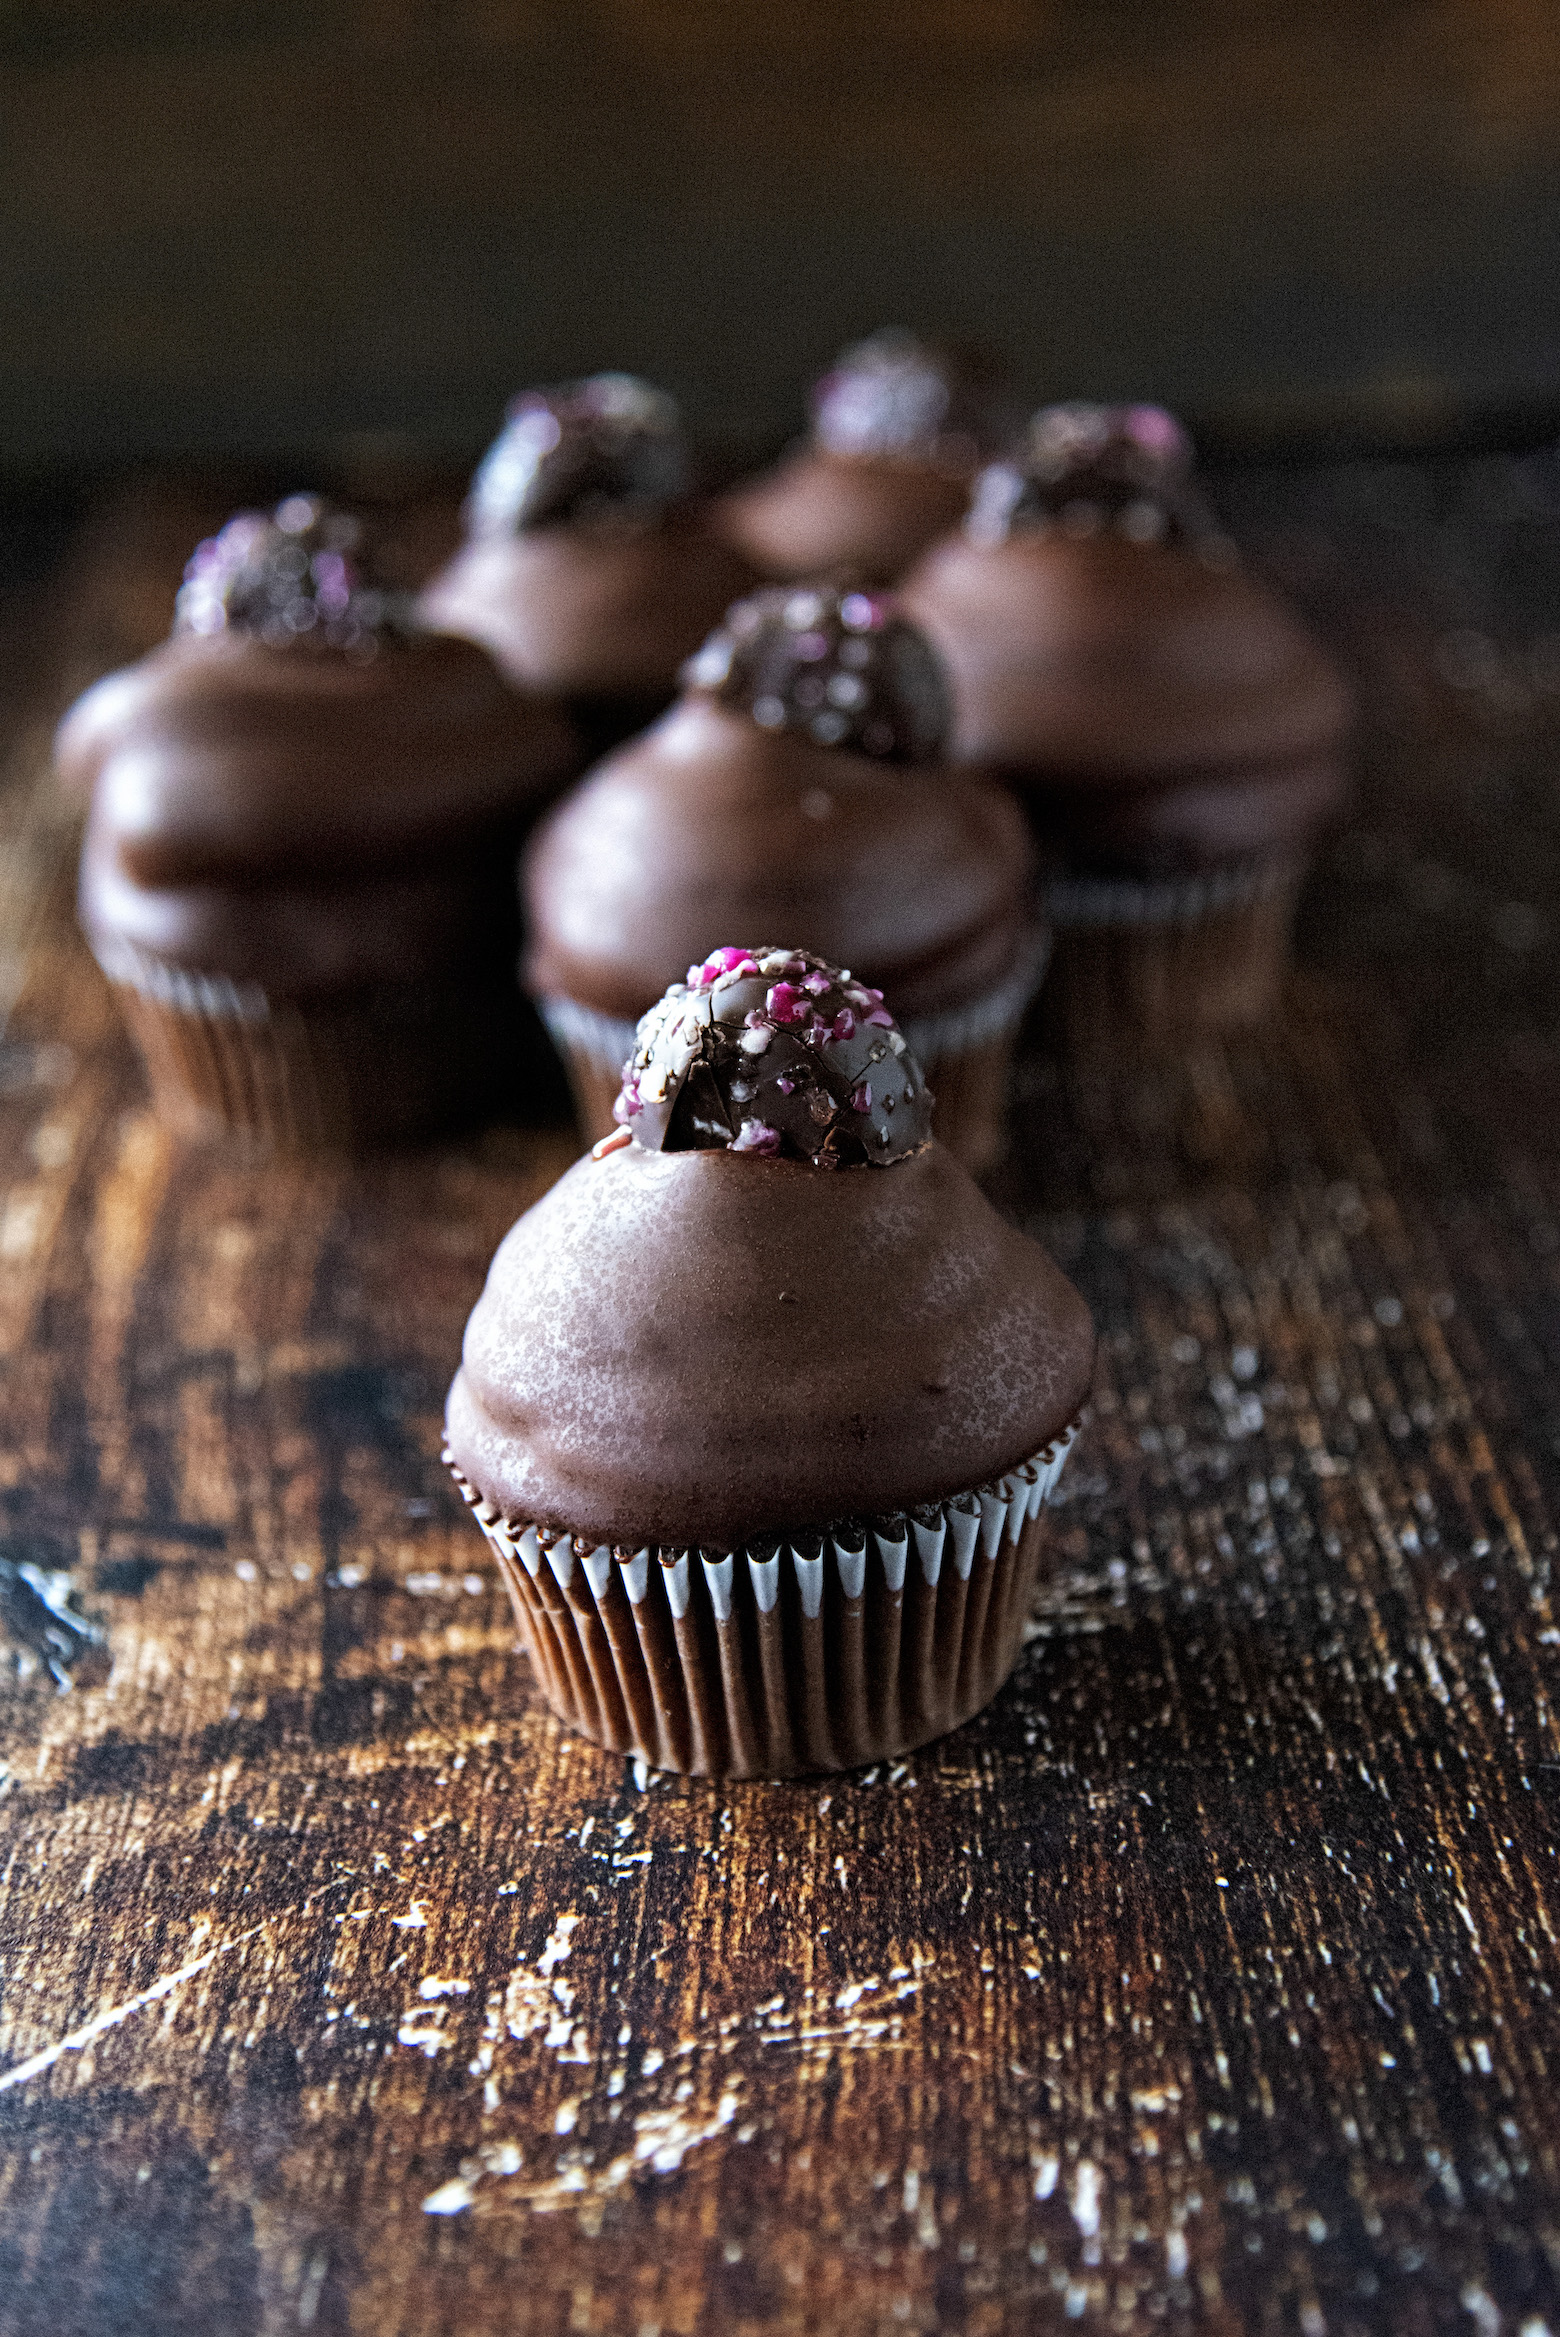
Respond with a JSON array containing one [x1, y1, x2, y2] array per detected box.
[[766, 982, 810, 1026], [866, 1007, 894, 1028], [691, 946, 758, 989], [830, 1008, 856, 1042], [775, 1076, 796, 1094], [851, 1082, 872, 1113], [612, 1082, 642, 1122], [840, 592, 883, 631], [801, 971, 831, 996], [731, 1119, 781, 1154]]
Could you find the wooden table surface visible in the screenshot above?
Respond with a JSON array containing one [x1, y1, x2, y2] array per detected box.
[[2, 463, 1559, 2337]]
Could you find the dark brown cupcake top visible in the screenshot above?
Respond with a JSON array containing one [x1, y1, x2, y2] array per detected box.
[[903, 411, 1353, 792], [61, 569, 578, 991], [522, 686, 1034, 1026], [464, 374, 688, 536], [445, 1137, 1094, 1551], [711, 333, 1017, 585], [614, 946, 933, 1166]]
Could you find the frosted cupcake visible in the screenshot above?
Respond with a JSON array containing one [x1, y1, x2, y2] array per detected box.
[[445, 950, 1094, 1777], [903, 405, 1354, 1053], [715, 331, 1018, 584], [524, 584, 1045, 1172], [60, 496, 578, 1155], [420, 374, 758, 756]]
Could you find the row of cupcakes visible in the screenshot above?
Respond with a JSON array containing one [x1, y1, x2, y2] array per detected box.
[[55, 332, 1353, 1169]]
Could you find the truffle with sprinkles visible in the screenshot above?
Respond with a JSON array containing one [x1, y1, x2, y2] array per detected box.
[[174, 495, 415, 653], [966, 402, 1232, 556], [465, 373, 688, 536], [682, 584, 949, 761], [614, 946, 933, 1165]]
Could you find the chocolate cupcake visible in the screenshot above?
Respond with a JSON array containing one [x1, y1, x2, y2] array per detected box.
[[60, 495, 579, 1155], [902, 405, 1354, 1052], [445, 951, 1094, 1777], [523, 584, 1047, 1172], [420, 374, 758, 756], [715, 331, 1019, 585]]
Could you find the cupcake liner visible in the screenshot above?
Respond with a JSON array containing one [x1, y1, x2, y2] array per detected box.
[[1037, 856, 1304, 1054], [445, 1421, 1079, 1778], [537, 926, 1050, 1174], [96, 938, 526, 1157]]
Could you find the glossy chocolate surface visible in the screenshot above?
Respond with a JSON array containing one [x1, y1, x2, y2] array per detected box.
[[419, 513, 758, 701], [902, 527, 1354, 870], [615, 946, 932, 1165], [63, 627, 577, 993], [445, 1137, 1095, 1550], [523, 696, 1033, 1023]]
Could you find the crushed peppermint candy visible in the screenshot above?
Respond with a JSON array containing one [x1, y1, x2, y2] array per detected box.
[[613, 946, 933, 1167]]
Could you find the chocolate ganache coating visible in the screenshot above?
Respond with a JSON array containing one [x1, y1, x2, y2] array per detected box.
[[902, 407, 1353, 870], [60, 503, 579, 997], [419, 377, 758, 713], [614, 946, 932, 1165], [713, 333, 1018, 586], [522, 588, 1032, 1024], [445, 1074, 1095, 1550]]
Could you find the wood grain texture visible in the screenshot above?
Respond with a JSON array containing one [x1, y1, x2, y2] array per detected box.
[[1, 463, 1560, 2333]]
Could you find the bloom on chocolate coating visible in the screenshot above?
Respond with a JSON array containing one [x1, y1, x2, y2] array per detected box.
[[466, 374, 689, 536], [810, 330, 1017, 466], [174, 496, 415, 653], [682, 585, 950, 761], [966, 404, 1232, 557], [615, 946, 933, 1165]]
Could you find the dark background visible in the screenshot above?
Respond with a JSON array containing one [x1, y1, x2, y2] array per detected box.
[[3, 0, 1560, 482]]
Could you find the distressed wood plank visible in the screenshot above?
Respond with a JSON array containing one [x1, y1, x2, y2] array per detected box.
[[1, 465, 1559, 2334]]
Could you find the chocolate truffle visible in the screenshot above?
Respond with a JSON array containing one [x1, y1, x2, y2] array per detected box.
[[445, 951, 1094, 1775], [714, 331, 1019, 584], [61, 495, 579, 1154], [420, 375, 759, 754], [902, 405, 1354, 1045], [524, 585, 1045, 1170]]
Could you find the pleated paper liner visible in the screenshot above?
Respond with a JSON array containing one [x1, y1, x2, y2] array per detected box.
[[98, 941, 533, 1159], [446, 1421, 1079, 1778], [536, 927, 1051, 1176], [1036, 857, 1303, 1056], [1018, 859, 1305, 1191]]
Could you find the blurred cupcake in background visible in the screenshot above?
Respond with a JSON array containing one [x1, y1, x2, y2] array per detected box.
[[523, 583, 1045, 1172], [903, 404, 1354, 1056], [421, 374, 758, 756], [60, 495, 578, 1156], [714, 330, 1019, 585], [445, 950, 1094, 1778]]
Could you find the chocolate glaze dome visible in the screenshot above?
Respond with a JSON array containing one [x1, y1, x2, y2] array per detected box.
[[524, 584, 1033, 1026], [902, 405, 1353, 872], [419, 375, 757, 738], [64, 499, 577, 998], [445, 952, 1093, 1553], [714, 331, 1019, 585]]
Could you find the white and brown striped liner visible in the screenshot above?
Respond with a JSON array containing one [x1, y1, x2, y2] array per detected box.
[[444, 1422, 1079, 1778]]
